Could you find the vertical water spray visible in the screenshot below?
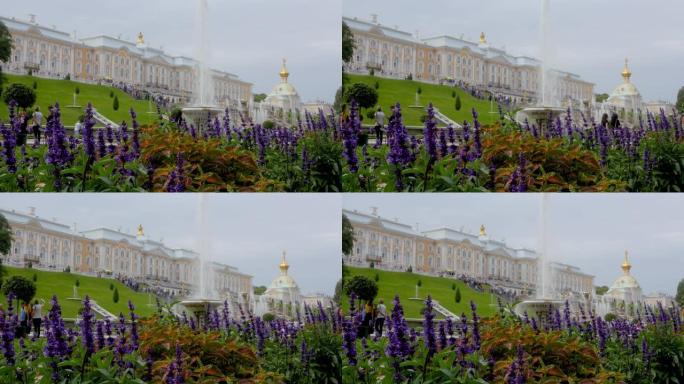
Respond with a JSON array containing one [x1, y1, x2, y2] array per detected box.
[[195, 194, 215, 299], [539, 0, 557, 107], [194, 0, 214, 107], [537, 193, 551, 299]]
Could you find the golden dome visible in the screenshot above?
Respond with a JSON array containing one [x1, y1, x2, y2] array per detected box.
[[479, 32, 487, 45], [137, 224, 144, 237], [621, 58, 632, 83], [479, 224, 486, 237], [279, 58, 289, 83], [621, 250, 632, 275], [136, 32, 145, 45], [279, 251, 289, 274]]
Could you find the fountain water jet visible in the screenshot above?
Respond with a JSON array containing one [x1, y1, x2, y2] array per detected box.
[[176, 194, 223, 325], [515, 0, 565, 129], [182, 0, 223, 132], [514, 193, 563, 319]]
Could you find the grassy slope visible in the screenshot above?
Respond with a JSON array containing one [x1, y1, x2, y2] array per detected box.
[[0, 266, 159, 319], [342, 266, 497, 319], [348, 74, 499, 127], [0, 74, 159, 126]]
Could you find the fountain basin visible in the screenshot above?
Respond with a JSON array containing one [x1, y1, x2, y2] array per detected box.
[[175, 299, 224, 326], [515, 106, 565, 127], [182, 106, 223, 133], [513, 299, 563, 320]]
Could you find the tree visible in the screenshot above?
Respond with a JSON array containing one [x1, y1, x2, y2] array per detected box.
[[676, 279, 684, 306], [342, 22, 355, 64], [677, 86, 684, 114], [344, 275, 378, 303], [374, 81, 379, 90], [113, 287, 119, 303], [2, 276, 36, 308], [253, 285, 267, 295], [374, 272, 379, 282], [109, 283, 114, 291], [0, 21, 11, 87], [346, 83, 378, 109], [110, 90, 114, 98], [595, 285, 609, 295], [451, 90, 456, 98], [75, 279, 80, 287], [262, 120, 275, 129], [595, 93, 609, 103], [2, 83, 37, 109], [262, 313, 275, 322], [333, 278, 343, 305], [342, 214, 354, 256], [455, 288, 461, 303], [417, 279, 422, 287], [451, 283, 456, 291], [75, 86, 80, 95], [32, 273, 37, 282], [455, 95, 462, 111], [113, 95, 119, 111], [32, 80, 37, 90], [0, 212, 11, 256], [253, 93, 267, 103], [417, 87, 422, 95]]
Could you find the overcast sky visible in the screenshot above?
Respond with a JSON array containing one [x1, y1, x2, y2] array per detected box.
[[0, 194, 341, 295], [344, 194, 684, 296], [344, 0, 683, 102], [5, 0, 340, 102]]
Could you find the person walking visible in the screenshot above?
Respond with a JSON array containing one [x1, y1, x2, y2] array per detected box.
[[18, 303, 29, 338], [17, 111, 28, 146], [374, 107, 385, 145], [32, 106, 43, 144], [31, 299, 45, 337], [361, 300, 374, 338], [374, 298, 386, 337]]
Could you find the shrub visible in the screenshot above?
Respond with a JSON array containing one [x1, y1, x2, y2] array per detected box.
[[112, 95, 119, 111], [109, 90, 114, 98], [344, 275, 378, 303], [113, 287, 119, 303], [2, 275, 36, 305], [262, 120, 275, 129], [75, 86, 80, 95], [374, 272, 379, 282], [345, 83, 378, 109], [32, 80, 37, 90], [32, 273, 37, 282], [2, 83, 37, 109], [455, 287, 461, 303]]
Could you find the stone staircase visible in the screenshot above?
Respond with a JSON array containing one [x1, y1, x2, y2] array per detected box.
[[408, 297, 459, 319], [92, 108, 120, 129], [432, 107, 462, 129], [89, 299, 118, 321]]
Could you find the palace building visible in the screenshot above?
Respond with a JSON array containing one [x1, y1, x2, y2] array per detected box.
[[343, 15, 594, 107], [0, 207, 253, 308], [343, 208, 594, 297], [0, 14, 252, 108]]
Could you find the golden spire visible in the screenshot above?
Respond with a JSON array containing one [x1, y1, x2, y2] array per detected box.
[[137, 224, 144, 237], [136, 32, 145, 45], [479, 225, 486, 237], [621, 58, 631, 83], [279, 58, 289, 83], [621, 250, 632, 275], [479, 32, 486, 45], [279, 251, 289, 275]]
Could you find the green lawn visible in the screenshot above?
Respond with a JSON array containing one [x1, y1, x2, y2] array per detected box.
[[348, 74, 500, 127], [0, 266, 159, 319], [342, 266, 498, 320], [0, 74, 159, 126]]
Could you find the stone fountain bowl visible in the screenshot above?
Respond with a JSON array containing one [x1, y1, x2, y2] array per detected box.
[[513, 299, 564, 320], [515, 106, 565, 126], [182, 106, 224, 132], [174, 298, 224, 321]]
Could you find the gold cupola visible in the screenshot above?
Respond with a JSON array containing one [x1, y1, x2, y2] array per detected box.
[[137, 224, 144, 237], [279, 58, 289, 83], [479, 224, 487, 237], [479, 32, 487, 45], [621, 58, 632, 83], [621, 250, 632, 275], [136, 32, 145, 45], [279, 251, 289, 275]]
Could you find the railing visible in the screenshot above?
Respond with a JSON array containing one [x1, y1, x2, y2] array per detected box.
[[92, 108, 120, 129], [432, 107, 462, 128]]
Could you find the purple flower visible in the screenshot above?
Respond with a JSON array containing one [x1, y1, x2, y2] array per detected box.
[[128, 301, 139, 351], [342, 318, 357, 366], [82, 104, 96, 160], [342, 102, 361, 173], [470, 301, 481, 350], [423, 295, 437, 358], [423, 104, 438, 162], [80, 296, 95, 355], [472, 109, 482, 158]]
